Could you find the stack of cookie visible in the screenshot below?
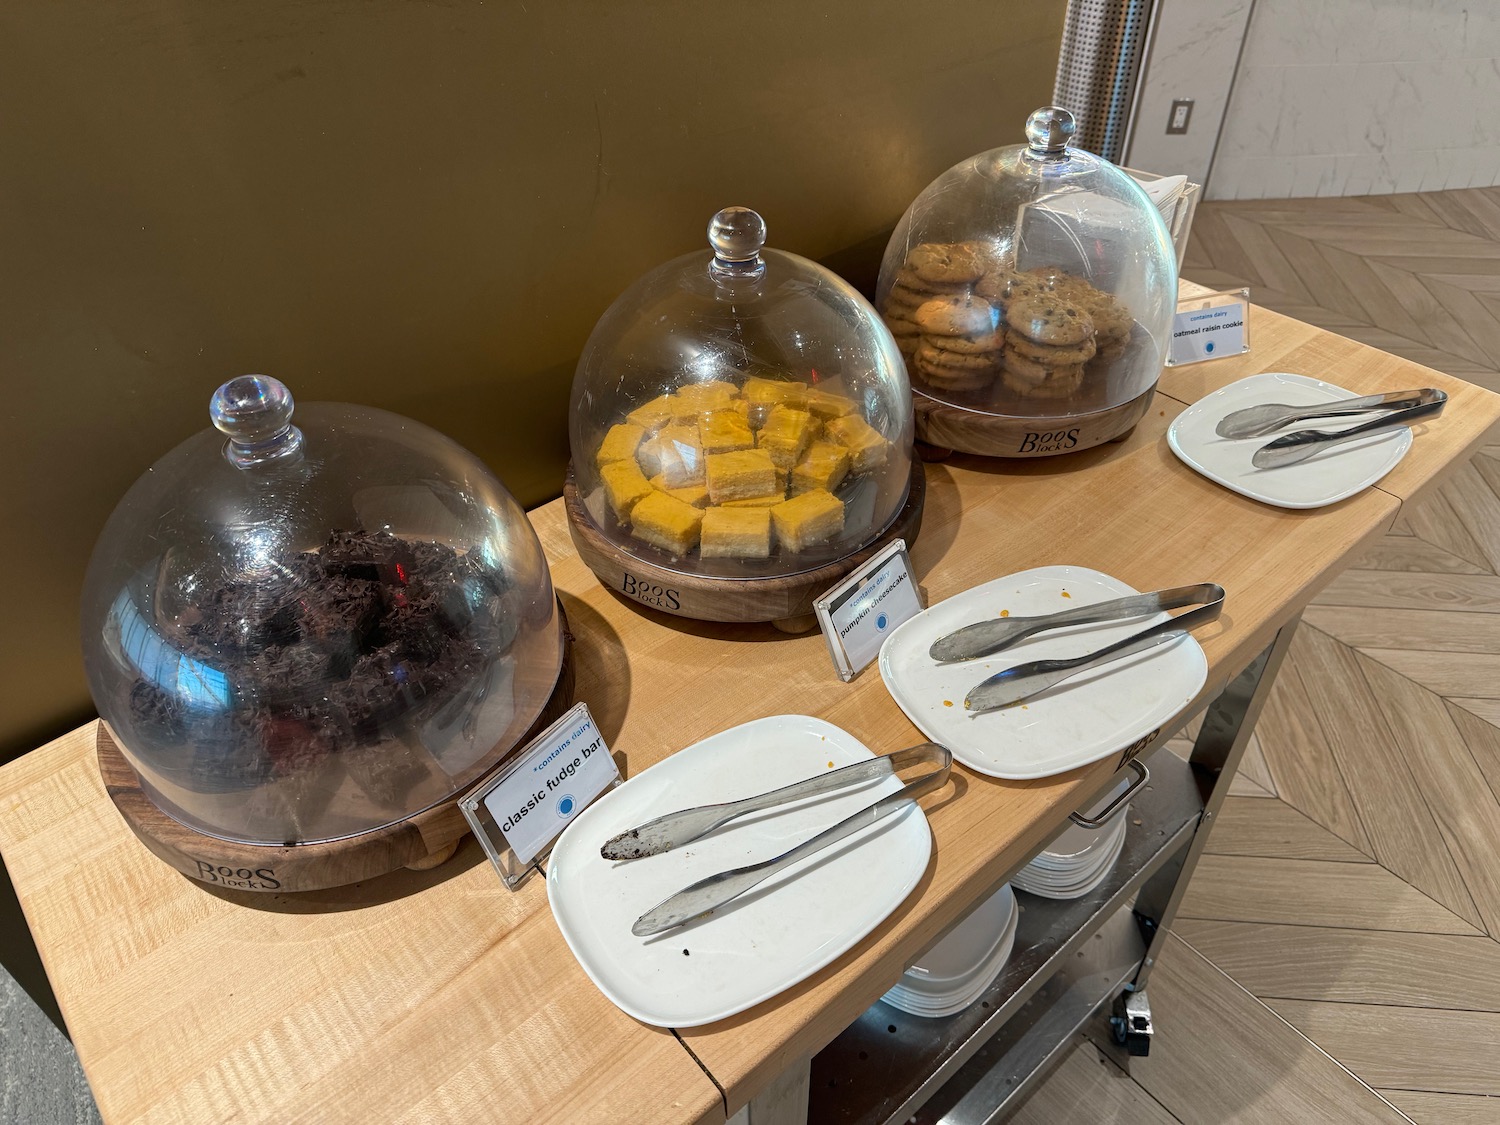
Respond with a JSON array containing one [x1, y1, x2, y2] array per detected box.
[[1001, 292, 1096, 400], [881, 242, 1005, 396], [880, 241, 1138, 406], [1073, 286, 1132, 369]]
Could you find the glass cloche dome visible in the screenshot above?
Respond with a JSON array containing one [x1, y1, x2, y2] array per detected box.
[[877, 106, 1179, 456], [81, 376, 564, 847], [568, 206, 914, 580]]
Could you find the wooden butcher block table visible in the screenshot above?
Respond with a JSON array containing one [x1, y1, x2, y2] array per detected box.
[[3, 290, 1497, 1124]]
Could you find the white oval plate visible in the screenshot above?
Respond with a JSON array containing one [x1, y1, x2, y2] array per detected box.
[[883, 898, 1020, 1017], [905, 883, 1016, 984], [546, 715, 932, 1028], [1014, 831, 1128, 899], [1028, 815, 1131, 870], [1167, 371, 1412, 509], [879, 566, 1206, 780], [1021, 812, 1131, 878]]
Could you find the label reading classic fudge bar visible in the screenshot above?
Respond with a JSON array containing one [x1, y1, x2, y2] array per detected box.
[[461, 703, 620, 886]]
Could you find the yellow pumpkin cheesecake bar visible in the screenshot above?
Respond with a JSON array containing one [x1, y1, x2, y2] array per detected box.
[[758, 405, 816, 471], [676, 380, 740, 415], [596, 422, 646, 468], [629, 491, 704, 555], [705, 448, 778, 503], [741, 375, 808, 427], [721, 494, 784, 508], [825, 414, 889, 473], [700, 507, 773, 558], [626, 394, 678, 432], [600, 459, 654, 522], [649, 475, 710, 508], [771, 489, 844, 552], [791, 441, 851, 495], [699, 409, 755, 455], [804, 388, 857, 421]]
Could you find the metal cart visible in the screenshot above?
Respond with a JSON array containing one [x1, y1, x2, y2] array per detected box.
[[733, 620, 1298, 1125]]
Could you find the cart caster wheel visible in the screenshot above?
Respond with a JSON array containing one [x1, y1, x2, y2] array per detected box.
[[1109, 1015, 1150, 1056], [1111, 990, 1153, 1057]]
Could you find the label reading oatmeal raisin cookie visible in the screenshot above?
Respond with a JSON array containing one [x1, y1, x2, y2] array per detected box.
[[1167, 289, 1250, 366]]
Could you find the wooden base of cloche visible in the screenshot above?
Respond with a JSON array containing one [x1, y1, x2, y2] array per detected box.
[[564, 460, 926, 633], [96, 602, 576, 893], [912, 385, 1155, 458]]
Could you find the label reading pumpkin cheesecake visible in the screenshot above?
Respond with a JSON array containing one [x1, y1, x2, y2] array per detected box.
[[815, 539, 923, 682]]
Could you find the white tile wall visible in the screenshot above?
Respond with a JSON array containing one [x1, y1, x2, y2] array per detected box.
[[1206, 0, 1500, 199], [1122, 0, 1255, 187]]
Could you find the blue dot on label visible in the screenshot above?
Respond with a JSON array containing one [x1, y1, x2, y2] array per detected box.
[[557, 795, 576, 817], [877, 613, 888, 630], [1205, 341, 1215, 354]]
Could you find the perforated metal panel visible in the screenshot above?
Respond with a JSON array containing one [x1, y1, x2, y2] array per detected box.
[[1053, 0, 1154, 161]]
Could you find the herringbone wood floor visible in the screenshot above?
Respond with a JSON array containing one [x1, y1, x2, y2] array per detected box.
[[1014, 188, 1500, 1124]]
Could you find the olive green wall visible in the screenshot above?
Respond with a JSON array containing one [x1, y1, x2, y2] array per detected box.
[[0, 1, 1066, 762]]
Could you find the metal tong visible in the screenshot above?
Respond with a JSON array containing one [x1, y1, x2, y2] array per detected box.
[[625, 743, 951, 937], [1216, 387, 1444, 439], [601, 743, 947, 860], [964, 584, 1225, 714], [1251, 391, 1447, 469], [929, 582, 1222, 664]]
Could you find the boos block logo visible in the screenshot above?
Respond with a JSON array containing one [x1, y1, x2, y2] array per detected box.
[[620, 572, 680, 611], [193, 860, 282, 890], [1018, 428, 1081, 454]]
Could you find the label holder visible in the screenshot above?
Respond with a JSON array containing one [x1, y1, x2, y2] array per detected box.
[[459, 702, 620, 890], [1165, 287, 1251, 366], [814, 538, 923, 682]]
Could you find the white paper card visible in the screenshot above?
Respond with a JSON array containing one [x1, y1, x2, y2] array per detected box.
[[815, 539, 923, 682], [1167, 288, 1251, 366], [460, 702, 620, 887]]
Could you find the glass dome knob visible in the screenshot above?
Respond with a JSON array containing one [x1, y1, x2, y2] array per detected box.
[[1024, 106, 1077, 155], [210, 375, 305, 468], [708, 206, 767, 275]]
